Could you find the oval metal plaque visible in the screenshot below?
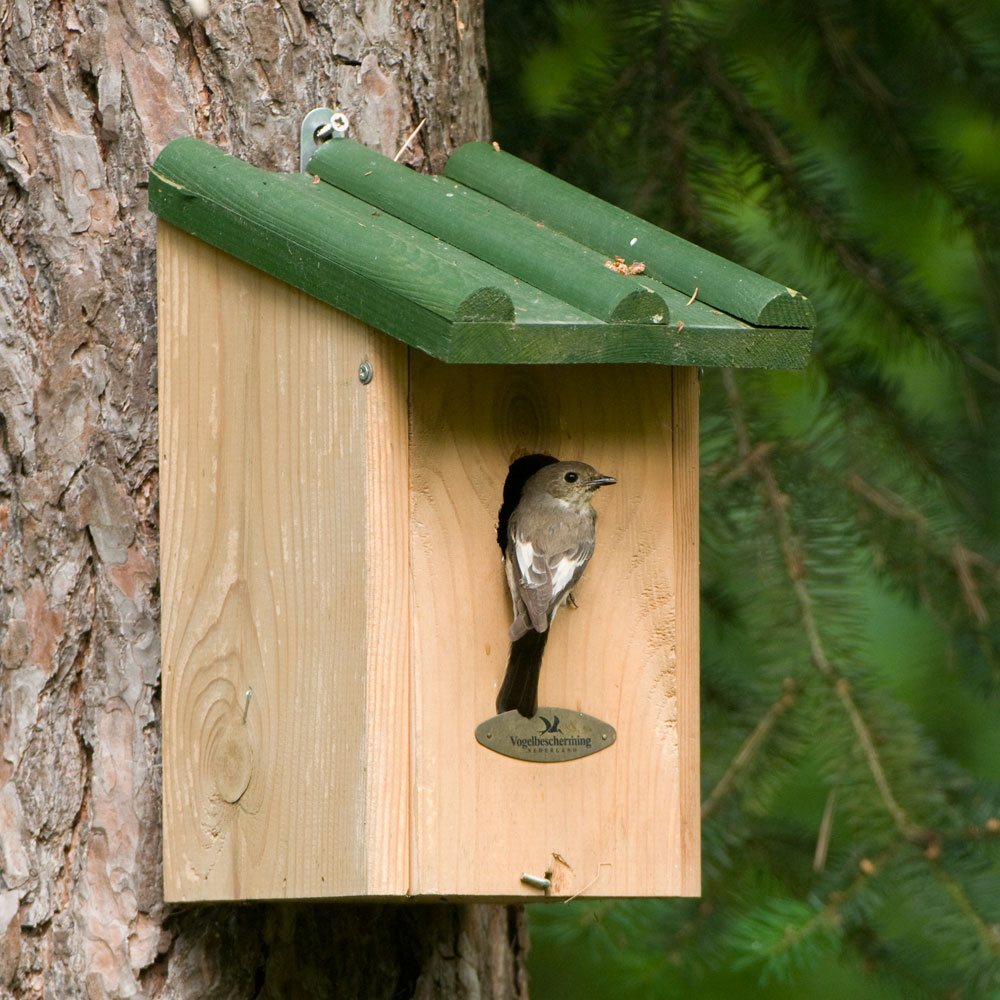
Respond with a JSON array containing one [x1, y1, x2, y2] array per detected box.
[[475, 708, 616, 762]]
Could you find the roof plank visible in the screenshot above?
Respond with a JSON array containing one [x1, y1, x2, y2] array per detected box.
[[148, 135, 814, 368], [445, 141, 816, 329], [447, 322, 814, 366], [307, 138, 671, 326]]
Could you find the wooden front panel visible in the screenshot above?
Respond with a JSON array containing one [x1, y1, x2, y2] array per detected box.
[[158, 224, 409, 900], [408, 358, 700, 899]]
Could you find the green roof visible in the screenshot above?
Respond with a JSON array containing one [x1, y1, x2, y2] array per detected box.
[[149, 135, 814, 367]]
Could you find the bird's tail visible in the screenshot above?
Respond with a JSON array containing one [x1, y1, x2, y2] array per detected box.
[[496, 629, 549, 718]]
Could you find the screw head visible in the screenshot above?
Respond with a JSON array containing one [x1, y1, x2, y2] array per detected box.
[[358, 360, 373, 384]]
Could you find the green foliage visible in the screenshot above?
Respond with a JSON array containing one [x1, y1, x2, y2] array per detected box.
[[487, 0, 1000, 995]]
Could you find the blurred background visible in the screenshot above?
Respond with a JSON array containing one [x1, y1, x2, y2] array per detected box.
[[485, 1, 1000, 996]]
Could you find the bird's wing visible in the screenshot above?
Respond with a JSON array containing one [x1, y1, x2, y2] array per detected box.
[[508, 520, 595, 633], [510, 534, 554, 632], [505, 552, 533, 640]]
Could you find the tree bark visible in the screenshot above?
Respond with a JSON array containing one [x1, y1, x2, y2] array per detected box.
[[0, 2, 527, 996]]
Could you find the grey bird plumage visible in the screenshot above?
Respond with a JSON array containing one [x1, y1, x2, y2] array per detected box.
[[497, 460, 616, 717]]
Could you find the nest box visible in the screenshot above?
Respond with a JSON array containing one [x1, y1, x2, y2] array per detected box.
[[150, 128, 813, 903]]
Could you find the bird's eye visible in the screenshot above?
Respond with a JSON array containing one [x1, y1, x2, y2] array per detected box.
[[564, 471, 578, 483]]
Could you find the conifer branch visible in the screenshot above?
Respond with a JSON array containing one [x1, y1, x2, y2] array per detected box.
[[809, 5, 999, 245], [699, 51, 972, 367], [812, 9, 897, 114], [931, 862, 1000, 959], [847, 473, 1000, 627], [722, 370, 922, 842], [702, 678, 800, 819], [722, 370, 1000, 970]]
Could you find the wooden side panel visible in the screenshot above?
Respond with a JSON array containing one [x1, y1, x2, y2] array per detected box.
[[362, 328, 412, 897], [159, 223, 408, 900], [408, 358, 701, 898], [673, 366, 702, 896]]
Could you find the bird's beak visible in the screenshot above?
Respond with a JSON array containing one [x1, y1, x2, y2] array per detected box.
[[588, 474, 617, 489]]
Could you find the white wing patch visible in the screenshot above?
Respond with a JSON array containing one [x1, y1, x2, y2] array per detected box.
[[549, 556, 577, 596], [514, 539, 538, 583]]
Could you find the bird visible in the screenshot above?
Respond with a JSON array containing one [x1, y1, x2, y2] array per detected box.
[[496, 460, 616, 717]]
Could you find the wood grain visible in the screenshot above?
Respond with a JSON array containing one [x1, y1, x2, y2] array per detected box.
[[362, 320, 412, 898], [161, 223, 700, 901], [408, 358, 701, 898], [159, 224, 409, 900], [673, 366, 702, 895]]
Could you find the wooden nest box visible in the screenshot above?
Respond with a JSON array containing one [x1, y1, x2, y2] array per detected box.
[[151, 131, 814, 902]]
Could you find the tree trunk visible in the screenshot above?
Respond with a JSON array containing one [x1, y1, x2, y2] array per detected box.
[[0, 2, 528, 996]]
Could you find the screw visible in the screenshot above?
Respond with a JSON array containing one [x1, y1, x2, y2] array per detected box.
[[520, 873, 551, 890], [314, 112, 350, 145], [358, 360, 373, 384]]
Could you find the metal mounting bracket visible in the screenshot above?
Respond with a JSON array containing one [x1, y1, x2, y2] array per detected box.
[[300, 108, 349, 172]]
